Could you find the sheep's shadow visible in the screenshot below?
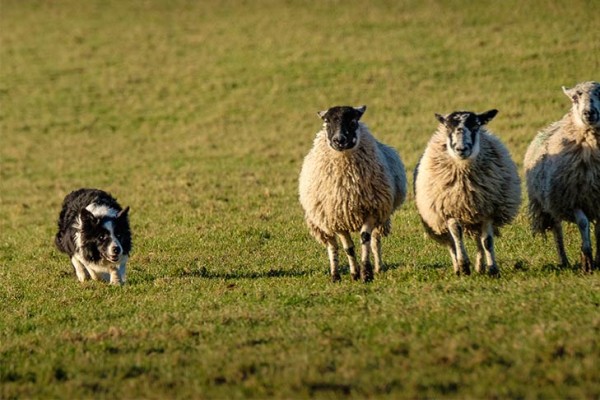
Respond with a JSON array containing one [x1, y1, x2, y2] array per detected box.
[[375, 263, 403, 273], [333, 263, 403, 275], [412, 259, 531, 274], [541, 262, 593, 274], [411, 262, 448, 271], [174, 266, 311, 280]]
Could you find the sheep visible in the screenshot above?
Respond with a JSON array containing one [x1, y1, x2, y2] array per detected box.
[[524, 81, 600, 273], [414, 109, 521, 276], [298, 105, 407, 282]]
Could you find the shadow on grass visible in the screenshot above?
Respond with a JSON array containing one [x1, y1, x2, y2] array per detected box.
[[512, 259, 529, 271], [541, 262, 593, 274], [173, 266, 311, 280], [541, 263, 570, 273], [177, 262, 407, 281], [412, 262, 448, 271], [378, 263, 403, 272], [412, 259, 534, 277]]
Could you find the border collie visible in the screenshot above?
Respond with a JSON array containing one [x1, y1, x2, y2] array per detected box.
[[55, 188, 131, 285]]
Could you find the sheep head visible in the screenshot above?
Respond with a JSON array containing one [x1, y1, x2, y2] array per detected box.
[[435, 109, 498, 161], [563, 81, 600, 129], [317, 105, 366, 152]]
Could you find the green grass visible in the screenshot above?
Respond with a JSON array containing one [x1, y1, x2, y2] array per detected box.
[[1, 0, 600, 398]]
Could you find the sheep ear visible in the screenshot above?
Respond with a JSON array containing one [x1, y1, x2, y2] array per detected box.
[[317, 110, 328, 120], [562, 86, 575, 99], [435, 113, 446, 124], [478, 109, 498, 125], [354, 105, 367, 119]]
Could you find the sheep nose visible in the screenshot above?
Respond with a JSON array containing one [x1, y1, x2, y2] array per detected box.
[[455, 145, 471, 157], [583, 110, 597, 122], [333, 135, 347, 147]]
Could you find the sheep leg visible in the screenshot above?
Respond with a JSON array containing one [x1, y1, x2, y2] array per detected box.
[[447, 218, 470, 275], [595, 222, 599, 270], [479, 221, 499, 276], [371, 228, 383, 274], [447, 236, 459, 272], [574, 209, 593, 273], [338, 232, 360, 281], [448, 245, 459, 272], [359, 219, 375, 282], [551, 221, 569, 267], [475, 238, 486, 274], [326, 237, 341, 282]]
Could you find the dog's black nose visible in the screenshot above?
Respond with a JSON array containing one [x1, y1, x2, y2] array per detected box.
[[111, 245, 121, 255]]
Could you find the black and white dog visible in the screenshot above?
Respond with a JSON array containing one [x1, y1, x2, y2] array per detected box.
[[55, 188, 131, 285]]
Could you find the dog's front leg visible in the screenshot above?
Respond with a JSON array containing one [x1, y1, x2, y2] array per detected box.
[[109, 265, 122, 285], [87, 268, 100, 281], [71, 257, 88, 282], [118, 257, 128, 284]]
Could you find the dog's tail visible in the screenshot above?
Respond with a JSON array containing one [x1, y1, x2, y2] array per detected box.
[[55, 232, 68, 254]]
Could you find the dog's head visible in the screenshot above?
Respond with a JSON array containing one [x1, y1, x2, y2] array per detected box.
[[79, 207, 130, 263]]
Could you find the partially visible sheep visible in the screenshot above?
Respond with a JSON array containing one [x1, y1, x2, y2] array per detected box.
[[299, 105, 407, 282], [524, 81, 600, 272], [414, 110, 521, 276]]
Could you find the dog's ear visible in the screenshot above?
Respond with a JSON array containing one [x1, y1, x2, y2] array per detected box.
[[117, 206, 129, 220], [80, 208, 98, 227]]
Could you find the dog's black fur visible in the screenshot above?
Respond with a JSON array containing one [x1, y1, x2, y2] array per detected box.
[[55, 188, 131, 284]]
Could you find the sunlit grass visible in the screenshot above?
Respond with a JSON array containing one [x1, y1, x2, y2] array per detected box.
[[1, 0, 599, 398]]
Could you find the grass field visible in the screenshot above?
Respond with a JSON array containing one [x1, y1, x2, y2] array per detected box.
[[1, 0, 600, 398]]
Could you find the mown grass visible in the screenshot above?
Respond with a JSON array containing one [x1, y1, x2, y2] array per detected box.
[[1, 0, 599, 398]]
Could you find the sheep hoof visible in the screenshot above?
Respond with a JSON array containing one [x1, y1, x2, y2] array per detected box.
[[488, 265, 500, 277], [460, 262, 471, 276], [580, 254, 594, 274], [331, 273, 342, 282], [475, 261, 486, 274], [360, 263, 374, 283], [351, 272, 360, 281]]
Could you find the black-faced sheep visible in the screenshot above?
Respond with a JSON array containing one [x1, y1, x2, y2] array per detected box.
[[414, 110, 521, 276], [299, 105, 407, 282], [524, 81, 600, 272]]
